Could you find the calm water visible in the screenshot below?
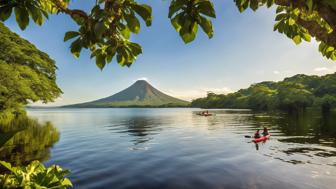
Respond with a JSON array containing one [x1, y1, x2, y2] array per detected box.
[[6, 108, 336, 188]]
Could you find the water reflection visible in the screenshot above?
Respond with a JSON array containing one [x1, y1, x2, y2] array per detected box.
[[278, 112, 336, 148], [255, 143, 259, 151], [0, 116, 60, 166], [253, 140, 270, 151], [105, 116, 163, 149], [25, 108, 336, 189]]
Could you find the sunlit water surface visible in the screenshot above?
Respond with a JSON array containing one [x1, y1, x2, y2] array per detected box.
[[24, 108, 336, 189]]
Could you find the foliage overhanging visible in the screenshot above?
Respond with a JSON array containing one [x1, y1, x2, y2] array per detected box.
[[1, 0, 335, 70]]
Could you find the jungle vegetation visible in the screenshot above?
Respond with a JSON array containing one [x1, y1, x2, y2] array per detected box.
[[0, 23, 61, 118], [191, 73, 336, 113], [0, 0, 335, 70], [0, 23, 66, 188]]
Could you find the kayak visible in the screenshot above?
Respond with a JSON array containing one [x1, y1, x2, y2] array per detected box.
[[252, 134, 271, 143]]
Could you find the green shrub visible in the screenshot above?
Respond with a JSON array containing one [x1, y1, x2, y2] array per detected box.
[[0, 160, 72, 189]]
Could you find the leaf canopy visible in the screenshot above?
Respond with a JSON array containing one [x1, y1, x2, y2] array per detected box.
[[0, 0, 335, 69], [0, 23, 62, 112]]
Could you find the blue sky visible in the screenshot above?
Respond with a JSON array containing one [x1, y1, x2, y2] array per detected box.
[[4, 0, 336, 106]]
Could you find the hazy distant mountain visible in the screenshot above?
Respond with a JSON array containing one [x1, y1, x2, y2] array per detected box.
[[65, 80, 190, 107]]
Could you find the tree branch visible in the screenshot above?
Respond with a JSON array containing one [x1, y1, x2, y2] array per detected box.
[[274, 0, 336, 30], [274, 0, 336, 47], [52, 0, 88, 20], [298, 18, 336, 47]]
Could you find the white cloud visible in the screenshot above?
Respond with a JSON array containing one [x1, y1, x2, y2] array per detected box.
[[314, 67, 331, 72], [273, 70, 280, 75], [134, 77, 149, 81], [313, 66, 336, 75]]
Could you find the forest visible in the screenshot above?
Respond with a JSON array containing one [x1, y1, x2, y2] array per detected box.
[[191, 73, 336, 113]]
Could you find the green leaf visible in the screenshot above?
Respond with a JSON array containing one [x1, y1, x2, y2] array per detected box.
[[292, 35, 301, 45], [130, 3, 152, 26], [28, 5, 43, 25], [277, 21, 285, 33], [302, 33, 311, 42], [116, 52, 125, 66], [180, 20, 198, 43], [168, 0, 187, 18], [91, 5, 103, 17], [266, 0, 274, 8], [196, 1, 216, 18], [64, 31, 80, 42], [0, 6, 13, 21], [326, 46, 335, 53], [128, 42, 142, 55], [171, 13, 183, 32], [106, 53, 114, 63], [288, 18, 295, 26], [275, 13, 286, 21], [70, 38, 82, 58], [237, 0, 249, 12], [120, 48, 131, 66], [276, 6, 285, 13], [250, 0, 259, 11], [106, 46, 116, 63], [14, 7, 29, 30], [94, 22, 107, 39], [120, 25, 131, 39], [273, 21, 281, 31], [72, 14, 85, 25], [96, 54, 106, 70], [61, 178, 73, 187], [124, 13, 140, 33], [331, 52, 336, 60], [198, 16, 213, 38]]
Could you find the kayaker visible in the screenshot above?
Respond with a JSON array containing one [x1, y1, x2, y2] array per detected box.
[[262, 127, 269, 136], [254, 129, 261, 138]]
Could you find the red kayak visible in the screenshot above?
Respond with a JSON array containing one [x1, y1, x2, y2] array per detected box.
[[252, 134, 271, 143]]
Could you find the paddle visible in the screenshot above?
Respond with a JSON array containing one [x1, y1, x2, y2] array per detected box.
[[244, 135, 252, 138]]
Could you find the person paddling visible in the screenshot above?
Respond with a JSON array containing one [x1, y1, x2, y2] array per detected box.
[[254, 129, 261, 139], [262, 127, 269, 136]]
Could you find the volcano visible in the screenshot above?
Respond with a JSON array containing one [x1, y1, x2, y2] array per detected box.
[[65, 80, 189, 107]]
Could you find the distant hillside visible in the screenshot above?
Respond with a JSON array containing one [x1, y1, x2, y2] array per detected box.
[[191, 73, 336, 112], [65, 80, 190, 108]]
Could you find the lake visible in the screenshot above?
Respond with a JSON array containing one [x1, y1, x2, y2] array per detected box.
[[3, 108, 336, 189]]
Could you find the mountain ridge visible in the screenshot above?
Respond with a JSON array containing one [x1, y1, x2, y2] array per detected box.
[[65, 80, 190, 108]]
